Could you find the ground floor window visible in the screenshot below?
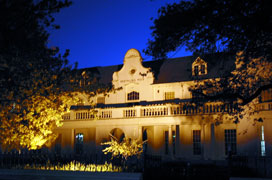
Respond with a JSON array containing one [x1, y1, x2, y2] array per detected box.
[[54, 134, 62, 155], [143, 130, 148, 154], [225, 129, 236, 155], [165, 131, 169, 155], [172, 130, 176, 155], [75, 133, 84, 154], [261, 125, 266, 156], [193, 130, 201, 155]]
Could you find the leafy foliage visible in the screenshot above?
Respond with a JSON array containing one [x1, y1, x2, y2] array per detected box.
[[190, 53, 272, 122], [0, 0, 75, 150], [145, 0, 272, 122], [0, 0, 110, 150], [101, 134, 146, 160], [145, 0, 271, 61]]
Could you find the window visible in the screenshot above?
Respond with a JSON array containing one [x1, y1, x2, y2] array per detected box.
[[172, 131, 176, 155], [97, 97, 105, 104], [193, 130, 201, 155], [54, 134, 62, 155], [225, 129, 237, 155], [165, 131, 169, 155], [165, 92, 175, 100], [194, 65, 207, 76], [142, 130, 148, 154], [200, 64, 205, 74], [79, 71, 88, 87], [127, 91, 139, 101], [192, 57, 207, 76], [194, 65, 199, 76], [260, 88, 272, 102], [192, 89, 203, 99], [261, 125, 266, 156], [75, 133, 84, 154]]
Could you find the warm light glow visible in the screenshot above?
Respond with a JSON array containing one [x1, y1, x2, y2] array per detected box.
[[102, 134, 146, 160], [24, 161, 122, 172], [29, 136, 47, 150]]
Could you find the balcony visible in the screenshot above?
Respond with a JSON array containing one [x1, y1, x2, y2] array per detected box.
[[63, 102, 244, 121]]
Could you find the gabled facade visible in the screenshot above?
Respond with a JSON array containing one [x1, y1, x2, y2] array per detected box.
[[55, 49, 272, 161]]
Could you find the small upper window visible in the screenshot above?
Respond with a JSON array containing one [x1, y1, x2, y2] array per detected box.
[[194, 66, 199, 76], [127, 91, 139, 101], [260, 88, 272, 102], [165, 92, 175, 100], [97, 97, 105, 104], [200, 64, 205, 74], [80, 71, 89, 87], [192, 57, 207, 76]]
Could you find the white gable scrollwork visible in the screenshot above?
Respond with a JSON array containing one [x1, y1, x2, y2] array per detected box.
[[112, 48, 154, 88]]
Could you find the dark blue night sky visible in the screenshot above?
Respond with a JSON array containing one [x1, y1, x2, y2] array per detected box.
[[49, 0, 192, 69]]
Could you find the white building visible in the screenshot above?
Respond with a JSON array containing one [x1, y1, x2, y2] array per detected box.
[[55, 48, 272, 160]]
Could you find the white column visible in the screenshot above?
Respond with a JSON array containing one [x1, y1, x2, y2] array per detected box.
[[136, 106, 141, 117], [138, 126, 142, 141], [176, 125, 180, 157], [167, 105, 171, 116], [201, 124, 205, 159], [168, 125, 173, 156], [210, 123, 216, 160], [71, 129, 75, 148]]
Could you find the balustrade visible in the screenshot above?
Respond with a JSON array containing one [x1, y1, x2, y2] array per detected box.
[[64, 102, 242, 120], [123, 109, 136, 117]]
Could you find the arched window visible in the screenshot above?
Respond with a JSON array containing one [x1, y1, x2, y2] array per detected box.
[[127, 91, 139, 101]]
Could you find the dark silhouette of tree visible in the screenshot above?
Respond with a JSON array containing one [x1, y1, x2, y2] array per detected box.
[[0, 0, 109, 150], [145, 0, 272, 122], [145, 0, 271, 61]]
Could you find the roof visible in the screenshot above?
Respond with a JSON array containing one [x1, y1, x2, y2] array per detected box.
[[80, 53, 235, 85]]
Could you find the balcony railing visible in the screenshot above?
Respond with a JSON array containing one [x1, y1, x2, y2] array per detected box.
[[63, 101, 271, 121], [141, 107, 168, 117], [123, 109, 136, 118], [73, 110, 112, 120], [62, 113, 70, 120]]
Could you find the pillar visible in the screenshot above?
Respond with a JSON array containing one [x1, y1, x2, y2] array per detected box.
[[71, 128, 75, 148], [210, 123, 216, 160], [168, 125, 173, 156], [138, 126, 142, 141]]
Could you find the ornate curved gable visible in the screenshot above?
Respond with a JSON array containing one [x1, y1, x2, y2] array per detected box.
[[112, 49, 154, 88]]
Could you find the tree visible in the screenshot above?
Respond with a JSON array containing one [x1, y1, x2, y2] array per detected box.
[[0, 0, 108, 150], [101, 134, 146, 160], [145, 0, 272, 122]]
